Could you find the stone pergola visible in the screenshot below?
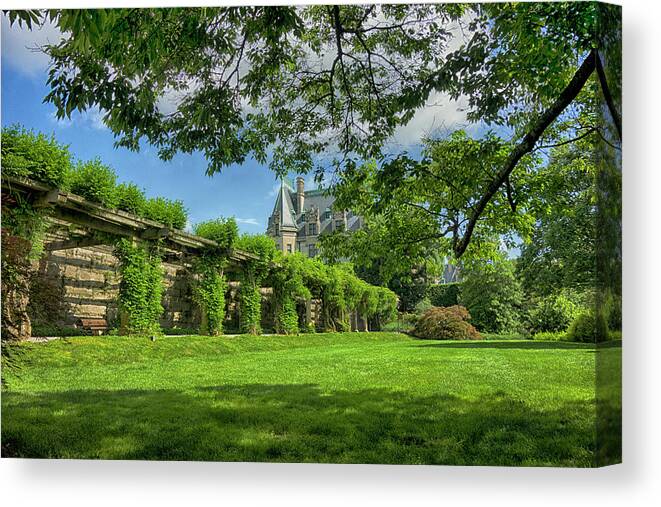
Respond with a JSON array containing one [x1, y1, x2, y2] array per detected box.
[[1, 174, 258, 338]]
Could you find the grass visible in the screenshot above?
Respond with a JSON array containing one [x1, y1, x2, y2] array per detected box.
[[1, 332, 621, 466]]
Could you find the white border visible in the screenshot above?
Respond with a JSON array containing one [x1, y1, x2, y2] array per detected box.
[[2, 1, 660, 506]]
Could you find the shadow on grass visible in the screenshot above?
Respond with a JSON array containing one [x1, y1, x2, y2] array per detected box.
[[0, 382, 611, 466], [415, 340, 603, 350]]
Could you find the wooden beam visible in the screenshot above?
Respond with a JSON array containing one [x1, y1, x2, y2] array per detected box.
[[2, 174, 257, 266], [141, 227, 170, 240], [44, 236, 110, 251], [51, 207, 135, 239], [34, 189, 68, 208]]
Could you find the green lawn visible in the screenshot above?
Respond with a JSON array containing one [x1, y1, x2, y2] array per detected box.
[[1, 332, 621, 466]]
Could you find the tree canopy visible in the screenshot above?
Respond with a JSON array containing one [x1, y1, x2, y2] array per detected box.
[[4, 3, 621, 261]]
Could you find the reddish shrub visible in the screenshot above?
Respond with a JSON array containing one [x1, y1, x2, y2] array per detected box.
[[412, 305, 482, 340]]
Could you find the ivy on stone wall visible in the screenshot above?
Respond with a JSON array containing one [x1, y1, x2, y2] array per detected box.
[[193, 264, 227, 336], [1, 126, 73, 345], [270, 253, 312, 334], [235, 234, 278, 335], [114, 239, 164, 336], [268, 254, 399, 333], [191, 218, 238, 336], [238, 284, 262, 335], [277, 297, 299, 335], [1, 126, 399, 339]]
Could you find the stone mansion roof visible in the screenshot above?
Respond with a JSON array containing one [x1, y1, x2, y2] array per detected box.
[[266, 177, 362, 244]]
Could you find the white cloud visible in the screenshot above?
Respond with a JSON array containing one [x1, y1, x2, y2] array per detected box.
[[48, 110, 73, 128], [235, 217, 260, 226], [389, 91, 471, 149], [48, 106, 109, 131], [1, 15, 64, 77], [266, 181, 280, 199]]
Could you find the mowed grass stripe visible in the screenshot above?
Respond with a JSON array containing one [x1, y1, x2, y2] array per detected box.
[[2, 332, 617, 466]]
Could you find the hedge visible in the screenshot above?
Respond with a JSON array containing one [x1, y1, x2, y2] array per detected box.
[[427, 282, 461, 307]]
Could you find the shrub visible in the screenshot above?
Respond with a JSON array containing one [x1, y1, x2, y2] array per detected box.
[[1, 125, 72, 188], [529, 293, 579, 333], [305, 321, 317, 333], [428, 282, 461, 307], [414, 297, 433, 316], [374, 287, 398, 328], [115, 182, 147, 216], [412, 305, 482, 340], [31, 324, 86, 337], [66, 158, 119, 208], [605, 292, 622, 331], [193, 218, 239, 249], [567, 312, 597, 343], [387, 274, 429, 313], [533, 331, 567, 342], [460, 258, 523, 333], [400, 312, 419, 326], [483, 332, 529, 340], [143, 197, 188, 229], [381, 321, 413, 333]]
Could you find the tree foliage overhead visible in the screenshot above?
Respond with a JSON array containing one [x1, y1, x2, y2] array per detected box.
[[4, 3, 621, 260], [517, 141, 598, 297], [11, 5, 619, 157]]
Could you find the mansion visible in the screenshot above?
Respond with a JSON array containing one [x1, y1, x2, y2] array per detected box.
[[266, 177, 363, 257]]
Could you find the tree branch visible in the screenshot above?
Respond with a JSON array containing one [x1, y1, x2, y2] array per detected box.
[[505, 176, 517, 213], [595, 50, 622, 141], [453, 50, 597, 258], [534, 127, 597, 150]]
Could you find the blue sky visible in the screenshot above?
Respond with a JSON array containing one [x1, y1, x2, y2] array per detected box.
[[0, 18, 309, 233], [1, 16, 467, 234]]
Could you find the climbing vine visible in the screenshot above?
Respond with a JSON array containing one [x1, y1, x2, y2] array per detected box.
[[238, 284, 262, 335], [1, 126, 73, 344], [114, 239, 164, 336], [234, 234, 278, 335], [271, 253, 311, 334], [191, 218, 238, 335], [1, 126, 399, 341], [192, 259, 227, 336]]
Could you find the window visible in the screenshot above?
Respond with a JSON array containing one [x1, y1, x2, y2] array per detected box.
[[324, 209, 332, 220], [335, 220, 344, 230], [286, 244, 292, 253], [308, 223, 317, 235], [308, 243, 317, 257]]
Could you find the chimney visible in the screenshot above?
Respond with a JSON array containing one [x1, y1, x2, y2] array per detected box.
[[296, 176, 305, 214]]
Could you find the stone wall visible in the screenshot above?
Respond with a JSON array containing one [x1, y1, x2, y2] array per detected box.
[[28, 237, 322, 335], [29, 233, 199, 332]]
